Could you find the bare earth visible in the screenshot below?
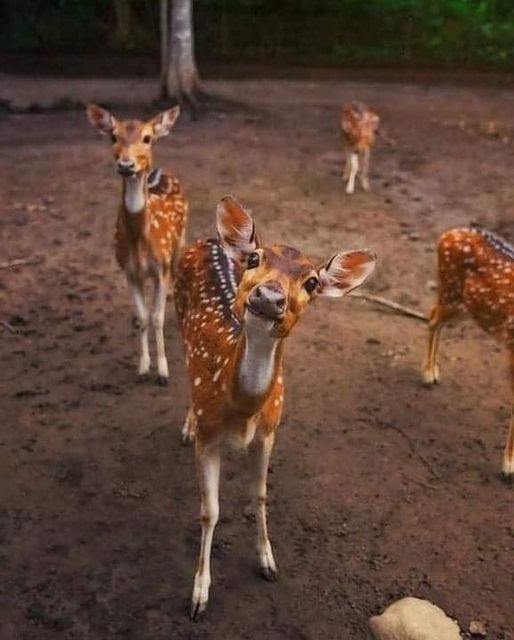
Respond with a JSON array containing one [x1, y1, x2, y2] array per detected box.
[[0, 74, 513, 639]]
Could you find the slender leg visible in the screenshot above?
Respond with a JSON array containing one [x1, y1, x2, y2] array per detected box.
[[360, 147, 371, 191], [421, 303, 444, 385], [181, 406, 197, 445], [129, 280, 150, 378], [190, 444, 220, 620], [249, 433, 277, 581], [152, 272, 170, 384], [345, 152, 359, 195], [502, 351, 514, 479], [342, 150, 351, 181]]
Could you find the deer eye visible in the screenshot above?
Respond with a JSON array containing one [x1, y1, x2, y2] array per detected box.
[[304, 276, 319, 294], [110, 133, 117, 143], [143, 134, 151, 144], [247, 252, 260, 269]]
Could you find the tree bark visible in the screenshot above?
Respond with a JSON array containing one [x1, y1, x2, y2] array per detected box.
[[112, 0, 135, 51], [160, 0, 201, 108]]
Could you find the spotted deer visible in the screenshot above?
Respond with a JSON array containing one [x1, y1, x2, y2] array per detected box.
[[174, 195, 377, 618], [86, 104, 188, 383], [422, 226, 514, 479], [341, 101, 380, 194]]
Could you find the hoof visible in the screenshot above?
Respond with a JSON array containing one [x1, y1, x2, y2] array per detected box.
[[260, 566, 278, 582], [421, 365, 440, 386], [181, 433, 195, 446], [137, 373, 150, 384], [189, 599, 207, 621], [157, 375, 169, 387], [501, 469, 513, 485]]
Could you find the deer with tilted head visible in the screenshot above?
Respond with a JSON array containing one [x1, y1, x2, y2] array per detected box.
[[86, 104, 188, 384], [341, 101, 380, 195], [174, 195, 377, 618], [422, 225, 514, 480]]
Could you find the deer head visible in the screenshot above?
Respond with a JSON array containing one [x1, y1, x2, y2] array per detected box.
[[217, 196, 377, 339], [86, 104, 180, 178]]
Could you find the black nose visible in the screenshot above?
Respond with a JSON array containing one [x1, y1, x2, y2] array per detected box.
[[117, 159, 136, 174], [248, 281, 286, 320]]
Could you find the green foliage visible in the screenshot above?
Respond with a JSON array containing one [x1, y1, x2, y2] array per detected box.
[[1, 0, 513, 68]]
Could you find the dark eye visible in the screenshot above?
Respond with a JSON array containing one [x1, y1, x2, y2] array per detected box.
[[304, 276, 319, 294], [247, 252, 260, 269], [143, 135, 151, 144], [110, 133, 117, 143]]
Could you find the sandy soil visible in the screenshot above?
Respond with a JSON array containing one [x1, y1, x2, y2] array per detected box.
[[0, 73, 513, 639]]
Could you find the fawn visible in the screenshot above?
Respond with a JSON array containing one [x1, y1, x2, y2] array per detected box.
[[87, 104, 188, 384], [174, 195, 377, 618], [422, 226, 514, 479], [341, 101, 380, 194]]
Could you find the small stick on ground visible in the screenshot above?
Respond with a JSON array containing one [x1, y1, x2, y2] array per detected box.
[[0, 256, 43, 270], [350, 291, 429, 322], [377, 419, 441, 480], [404, 474, 440, 490], [0, 320, 17, 334]]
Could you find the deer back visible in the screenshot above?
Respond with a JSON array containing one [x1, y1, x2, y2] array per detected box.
[[437, 227, 514, 342]]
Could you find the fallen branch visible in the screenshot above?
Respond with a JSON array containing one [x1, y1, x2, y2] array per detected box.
[[350, 291, 429, 322], [0, 256, 43, 270], [404, 474, 440, 491], [0, 320, 17, 334], [379, 420, 441, 480]]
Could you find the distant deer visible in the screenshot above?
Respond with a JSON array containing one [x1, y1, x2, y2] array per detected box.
[[86, 104, 188, 384], [422, 226, 514, 479], [341, 101, 380, 194], [174, 195, 377, 618]]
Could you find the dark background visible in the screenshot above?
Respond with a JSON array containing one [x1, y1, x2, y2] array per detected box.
[[1, 0, 514, 71]]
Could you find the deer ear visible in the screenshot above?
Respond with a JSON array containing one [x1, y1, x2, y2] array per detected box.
[[86, 104, 116, 135], [149, 106, 180, 138], [216, 195, 259, 262], [318, 249, 376, 297]]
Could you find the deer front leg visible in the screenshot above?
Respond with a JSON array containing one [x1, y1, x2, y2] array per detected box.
[[345, 151, 359, 195], [181, 406, 197, 445], [359, 147, 371, 191], [422, 304, 444, 385], [502, 353, 514, 480], [129, 280, 150, 378], [152, 272, 170, 385], [190, 444, 220, 620], [249, 432, 277, 581]]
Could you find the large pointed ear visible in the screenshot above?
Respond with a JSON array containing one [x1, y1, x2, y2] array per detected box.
[[86, 104, 116, 135], [317, 249, 376, 297], [216, 195, 259, 263], [149, 106, 180, 139]]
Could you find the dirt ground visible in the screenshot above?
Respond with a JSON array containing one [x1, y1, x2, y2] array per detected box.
[[1, 72, 513, 640]]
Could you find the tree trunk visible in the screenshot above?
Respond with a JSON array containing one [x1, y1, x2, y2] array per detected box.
[[112, 0, 135, 51], [160, 0, 201, 108]]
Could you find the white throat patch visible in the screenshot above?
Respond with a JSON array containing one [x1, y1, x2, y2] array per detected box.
[[124, 174, 146, 214], [238, 312, 277, 397]]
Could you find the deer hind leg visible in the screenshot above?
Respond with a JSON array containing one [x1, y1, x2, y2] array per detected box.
[[421, 302, 444, 385], [345, 151, 359, 195], [359, 147, 371, 191], [502, 351, 514, 479], [249, 432, 277, 581], [181, 406, 197, 445], [190, 444, 220, 620], [152, 271, 170, 385], [129, 280, 150, 378]]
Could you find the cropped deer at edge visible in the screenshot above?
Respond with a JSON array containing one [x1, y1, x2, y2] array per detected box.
[[422, 226, 514, 479], [174, 195, 377, 619], [341, 101, 380, 195], [87, 104, 188, 384]]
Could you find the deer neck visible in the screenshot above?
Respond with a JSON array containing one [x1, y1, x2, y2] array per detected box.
[[122, 173, 148, 216], [233, 315, 284, 406], [119, 173, 150, 240]]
